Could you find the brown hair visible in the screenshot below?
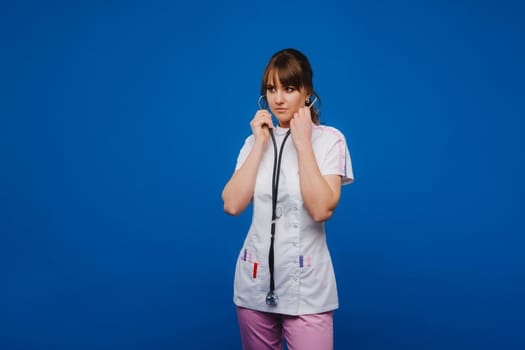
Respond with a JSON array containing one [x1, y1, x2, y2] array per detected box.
[[260, 48, 321, 124]]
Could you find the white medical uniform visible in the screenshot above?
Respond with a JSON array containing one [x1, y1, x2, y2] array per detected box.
[[233, 124, 354, 316]]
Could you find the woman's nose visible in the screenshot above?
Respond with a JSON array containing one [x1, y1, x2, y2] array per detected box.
[[275, 90, 284, 103]]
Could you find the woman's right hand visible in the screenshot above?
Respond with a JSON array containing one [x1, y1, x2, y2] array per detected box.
[[250, 110, 274, 146], [222, 110, 274, 216]]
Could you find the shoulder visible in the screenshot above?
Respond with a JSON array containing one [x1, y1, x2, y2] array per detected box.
[[312, 124, 347, 143]]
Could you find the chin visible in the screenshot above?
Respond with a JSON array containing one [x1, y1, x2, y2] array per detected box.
[[276, 117, 292, 127]]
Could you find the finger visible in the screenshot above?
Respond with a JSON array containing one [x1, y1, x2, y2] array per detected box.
[[300, 106, 310, 119], [253, 110, 270, 122], [290, 117, 296, 129], [257, 112, 272, 125], [257, 109, 270, 117], [253, 116, 273, 130], [261, 114, 274, 128]]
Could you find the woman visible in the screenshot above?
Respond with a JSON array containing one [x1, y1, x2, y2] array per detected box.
[[222, 48, 354, 350]]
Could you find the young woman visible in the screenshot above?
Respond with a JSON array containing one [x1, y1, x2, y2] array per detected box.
[[222, 48, 354, 350]]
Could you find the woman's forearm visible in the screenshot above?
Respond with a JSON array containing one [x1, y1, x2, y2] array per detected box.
[[296, 144, 341, 222], [222, 142, 266, 216]]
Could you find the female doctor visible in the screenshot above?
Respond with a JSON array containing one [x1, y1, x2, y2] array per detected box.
[[222, 48, 354, 350]]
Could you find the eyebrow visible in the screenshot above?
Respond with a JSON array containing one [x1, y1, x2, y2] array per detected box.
[[265, 83, 298, 90]]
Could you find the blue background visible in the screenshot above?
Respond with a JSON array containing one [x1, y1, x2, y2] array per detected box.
[[2, 0, 524, 349]]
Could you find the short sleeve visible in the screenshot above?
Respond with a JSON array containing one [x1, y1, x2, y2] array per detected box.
[[319, 128, 354, 185], [235, 136, 254, 171]]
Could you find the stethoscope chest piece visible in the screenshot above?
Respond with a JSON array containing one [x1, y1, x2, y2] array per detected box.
[[266, 290, 279, 306]]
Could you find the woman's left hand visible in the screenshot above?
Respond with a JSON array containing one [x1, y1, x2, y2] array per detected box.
[[290, 106, 313, 151]]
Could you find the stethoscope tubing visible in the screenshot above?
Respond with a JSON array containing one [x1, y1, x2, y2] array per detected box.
[[266, 127, 291, 305]]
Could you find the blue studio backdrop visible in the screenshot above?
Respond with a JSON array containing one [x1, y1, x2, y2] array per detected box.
[[2, 0, 524, 349]]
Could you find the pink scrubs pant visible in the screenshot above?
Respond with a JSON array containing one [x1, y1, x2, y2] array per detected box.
[[236, 306, 334, 350]]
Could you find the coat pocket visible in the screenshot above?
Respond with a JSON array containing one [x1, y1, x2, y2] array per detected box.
[[235, 248, 269, 293]]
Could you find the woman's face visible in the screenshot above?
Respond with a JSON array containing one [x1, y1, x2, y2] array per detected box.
[[266, 73, 309, 128]]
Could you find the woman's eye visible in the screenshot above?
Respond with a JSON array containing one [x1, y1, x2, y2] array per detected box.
[[266, 86, 276, 92], [286, 86, 295, 92]]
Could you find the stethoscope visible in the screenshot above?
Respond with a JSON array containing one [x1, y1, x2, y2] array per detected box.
[[257, 95, 317, 306]]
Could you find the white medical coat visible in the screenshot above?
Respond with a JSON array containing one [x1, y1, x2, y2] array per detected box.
[[233, 124, 354, 315]]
